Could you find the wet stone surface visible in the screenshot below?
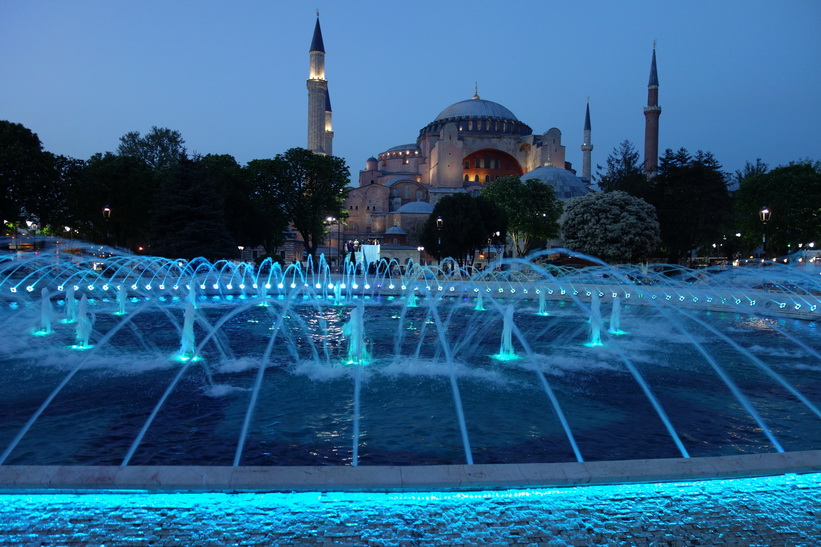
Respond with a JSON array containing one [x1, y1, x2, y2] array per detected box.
[[1, 472, 819, 546]]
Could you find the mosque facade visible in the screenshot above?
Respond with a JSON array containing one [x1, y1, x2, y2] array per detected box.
[[306, 17, 659, 262]]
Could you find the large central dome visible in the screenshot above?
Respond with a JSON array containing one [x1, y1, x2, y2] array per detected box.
[[434, 96, 519, 122]]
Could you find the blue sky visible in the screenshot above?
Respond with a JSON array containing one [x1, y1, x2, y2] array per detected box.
[[1, 0, 819, 178]]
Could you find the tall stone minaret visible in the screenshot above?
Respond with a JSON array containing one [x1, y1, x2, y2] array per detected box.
[[581, 99, 593, 181], [324, 89, 334, 157], [643, 43, 661, 176], [307, 15, 328, 155]]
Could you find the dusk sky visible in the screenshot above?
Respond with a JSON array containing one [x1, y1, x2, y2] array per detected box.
[[2, 1, 819, 179]]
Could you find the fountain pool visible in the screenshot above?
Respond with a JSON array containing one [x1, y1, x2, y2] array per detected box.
[[0, 248, 819, 488]]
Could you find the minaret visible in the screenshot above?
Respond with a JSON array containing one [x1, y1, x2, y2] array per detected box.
[[581, 99, 593, 181], [307, 15, 328, 155], [643, 43, 661, 176], [324, 89, 334, 157]]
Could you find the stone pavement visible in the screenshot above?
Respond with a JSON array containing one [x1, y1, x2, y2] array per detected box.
[[1, 472, 819, 546]]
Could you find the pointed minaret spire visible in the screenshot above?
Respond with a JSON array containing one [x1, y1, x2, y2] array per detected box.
[[472, 82, 479, 100], [643, 42, 661, 176], [307, 15, 328, 154], [581, 98, 593, 181], [310, 15, 325, 53], [648, 41, 659, 87]]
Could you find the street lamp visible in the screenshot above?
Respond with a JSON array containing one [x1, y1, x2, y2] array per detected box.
[[326, 216, 336, 268], [436, 216, 443, 263], [237, 246, 245, 262], [759, 206, 771, 258], [417, 246, 425, 266], [102, 205, 111, 246]]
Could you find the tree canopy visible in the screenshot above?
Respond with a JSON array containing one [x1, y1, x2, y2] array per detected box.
[[150, 157, 238, 260], [562, 191, 660, 263], [0, 120, 58, 223], [645, 148, 732, 262], [259, 148, 350, 260], [118, 126, 186, 171], [419, 194, 506, 265], [734, 160, 821, 257], [481, 176, 562, 256], [596, 140, 648, 197]]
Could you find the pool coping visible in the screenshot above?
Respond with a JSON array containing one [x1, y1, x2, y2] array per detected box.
[[1, 450, 819, 492]]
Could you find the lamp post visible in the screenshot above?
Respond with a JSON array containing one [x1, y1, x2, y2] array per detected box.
[[326, 216, 335, 269], [417, 246, 425, 266], [759, 206, 771, 258], [436, 216, 443, 263], [237, 246, 244, 262], [102, 205, 111, 246]]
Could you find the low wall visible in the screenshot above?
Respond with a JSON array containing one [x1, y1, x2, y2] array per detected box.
[[1, 450, 818, 492]]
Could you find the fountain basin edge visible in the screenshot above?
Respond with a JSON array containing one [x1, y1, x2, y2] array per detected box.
[[1, 450, 819, 493]]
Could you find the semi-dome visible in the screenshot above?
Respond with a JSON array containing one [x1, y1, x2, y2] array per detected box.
[[522, 166, 591, 200], [434, 97, 519, 122], [395, 200, 434, 214]]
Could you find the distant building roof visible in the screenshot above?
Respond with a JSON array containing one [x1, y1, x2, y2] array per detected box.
[[522, 166, 590, 200]]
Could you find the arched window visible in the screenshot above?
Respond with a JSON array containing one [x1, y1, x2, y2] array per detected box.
[[485, 175, 490, 183], [474, 174, 480, 182], [464, 174, 469, 182]]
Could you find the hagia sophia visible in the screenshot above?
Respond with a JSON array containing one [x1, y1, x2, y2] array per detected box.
[[304, 16, 660, 264]]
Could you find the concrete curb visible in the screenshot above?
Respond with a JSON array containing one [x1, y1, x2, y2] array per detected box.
[[1, 450, 819, 492]]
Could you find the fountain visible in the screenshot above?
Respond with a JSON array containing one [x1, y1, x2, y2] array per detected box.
[[0, 245, 819, 490], [73, 294, 93, 349], [586, 292, 604, 346]]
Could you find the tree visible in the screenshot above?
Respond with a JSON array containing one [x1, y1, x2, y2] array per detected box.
[[198, 154, 264, 250], [270, 148, 350, 260], [149, 157, 237, 260], [481, 176, 562, 256], [80, 152, 157, 247], [596, 140, 648, 197], [0, 121, 56, 223], [561, 191, 660, 263], [118, 126, 186, 171], [645, 149, 732, 263], [734, 160, 821, 257], [246, 158, 291, 254], [418, 194, 506, 265]]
